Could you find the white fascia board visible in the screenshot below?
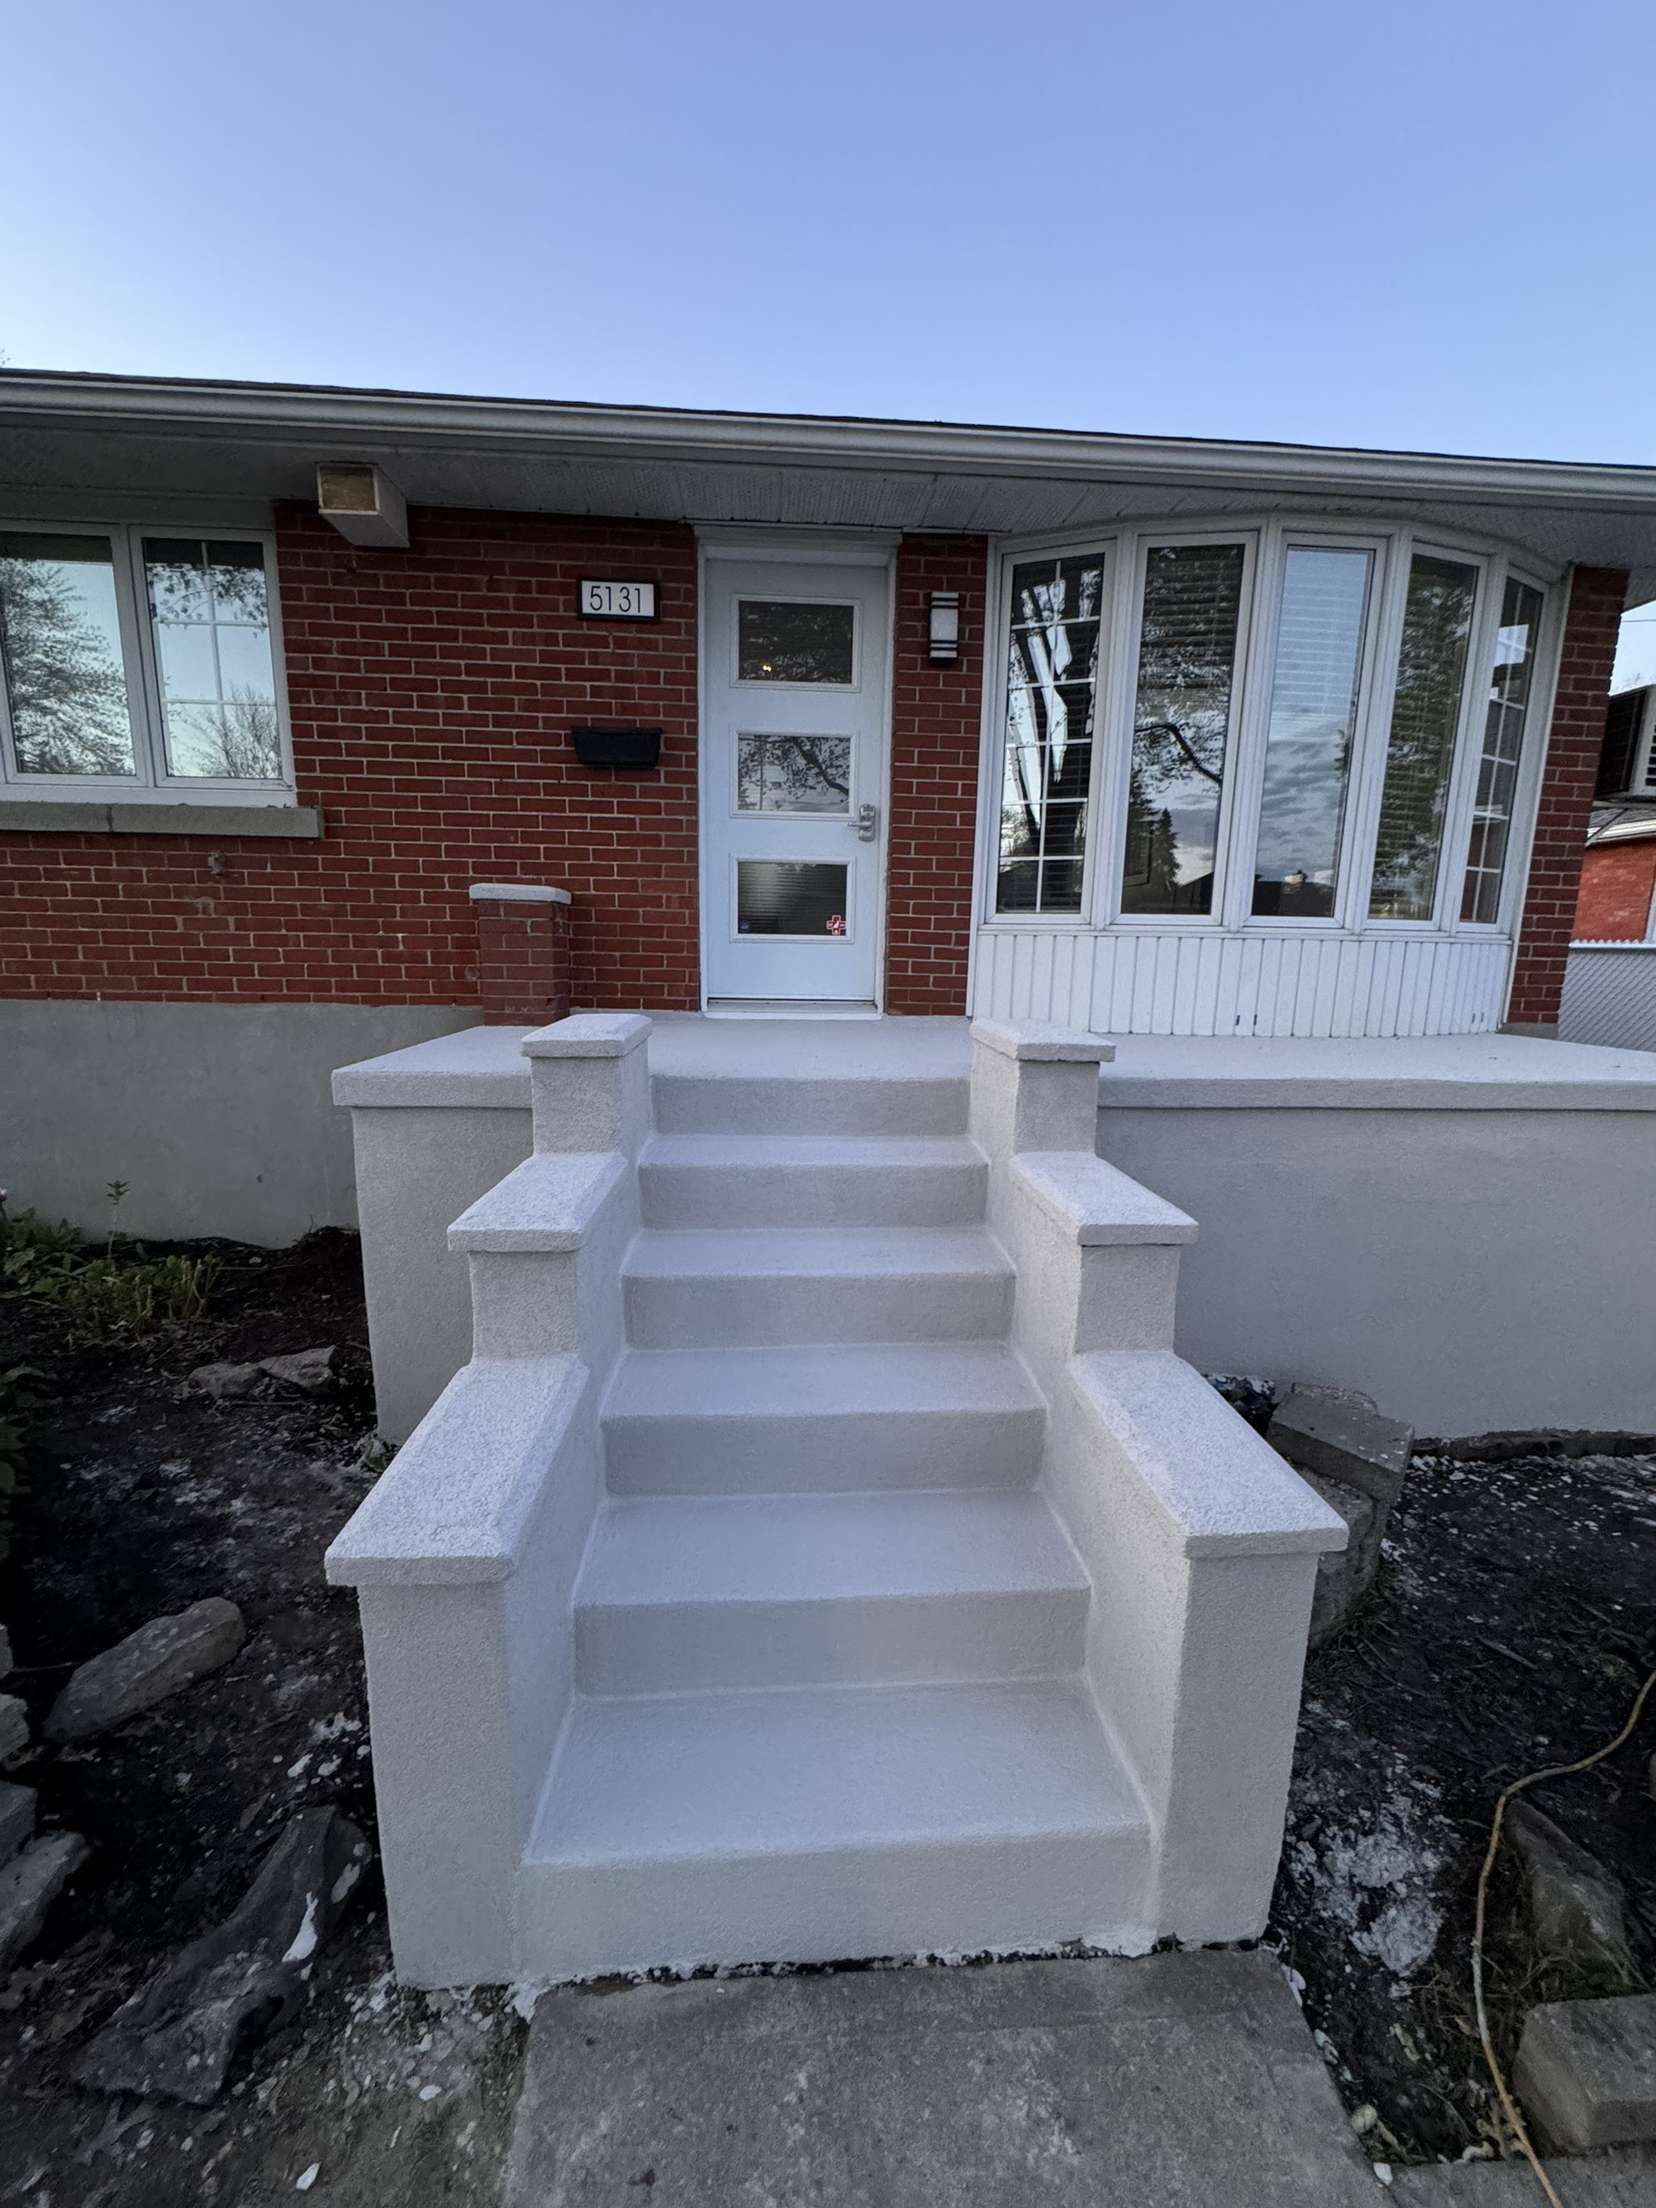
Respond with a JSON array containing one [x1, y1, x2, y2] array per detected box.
[[8, 372, 1656, 515]]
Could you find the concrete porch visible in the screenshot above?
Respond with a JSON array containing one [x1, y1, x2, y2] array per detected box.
[[334, 1017, 1656, 1441]]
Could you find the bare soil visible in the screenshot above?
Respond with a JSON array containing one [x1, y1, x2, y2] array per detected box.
[[4, 1231, 1654, 2194], [0, 1233, 526, 2208], [1269, 1439, 1656, 2164]]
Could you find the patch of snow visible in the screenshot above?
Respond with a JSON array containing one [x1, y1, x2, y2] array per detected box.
[[283, 1893, 321, 1964]]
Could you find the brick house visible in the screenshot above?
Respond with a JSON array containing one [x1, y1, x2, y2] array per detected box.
[[1556, 681, 1656, 1048], [8, 373, 1656, 1988]]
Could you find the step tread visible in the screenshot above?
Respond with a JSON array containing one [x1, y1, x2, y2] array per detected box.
[[625, 1228, 1011, 1281], [577, 1490, 1087, 1610], [641, 1134, 984, 1170], [530, 1678, 1144, 1865], [605, 1341, 1043, 1422]]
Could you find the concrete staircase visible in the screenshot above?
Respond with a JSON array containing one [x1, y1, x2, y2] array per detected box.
[[327, 1015, 1345, 1987]]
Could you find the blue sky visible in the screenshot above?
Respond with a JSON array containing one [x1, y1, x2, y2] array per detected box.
[[7, 0, 1656, 663]]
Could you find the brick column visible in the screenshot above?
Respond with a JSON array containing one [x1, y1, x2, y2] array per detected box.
[[883, 535, 989, 1015], [1507, 566, 1628, 1029], [469, 884, 572, 1025]]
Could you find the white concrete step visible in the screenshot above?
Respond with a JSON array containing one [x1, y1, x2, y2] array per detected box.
[[574, 1489, 1088, 1691], [622, 1230, 1014, 1348], [638, 1134, 988, 1230], [519, 1678, 1152, 1978], [651, 1072, 968, 1138], [602, 1342, 1045, 1494]]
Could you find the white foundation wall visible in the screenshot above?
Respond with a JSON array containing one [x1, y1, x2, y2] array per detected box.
[[1098, 1069, 1656, 1437], [1, 998, 478, 1245], [973, 928, 1512, 1038]]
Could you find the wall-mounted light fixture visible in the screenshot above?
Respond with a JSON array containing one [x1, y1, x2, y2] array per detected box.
[[927, 591, 961, 664]]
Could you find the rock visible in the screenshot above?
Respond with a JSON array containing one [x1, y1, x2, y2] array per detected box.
[[1514, 1995, 1656, 2149], [0, 1624, 11, 1678], [0, 1694, 28, 1762], [45, 1598, 246, 1744], [258, 1346, 336, 1395], [1270, 1386, 1413, 1513], [1507, 1801, 1636, 1987], [77, 1807, 371, 2104], [0, 1831, 90, 1968], [0, 1781, 36, 1864], [1303, 1473, 1381, 1646], [189, 1360, 265, 1402]]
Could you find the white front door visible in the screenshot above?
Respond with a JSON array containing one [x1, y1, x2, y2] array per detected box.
[[701, 554, 890, 1004]]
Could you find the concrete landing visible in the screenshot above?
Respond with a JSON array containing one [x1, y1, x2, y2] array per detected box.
[[504, 1950, 1378, 2206], [1392, 2147, 1656, 2204]]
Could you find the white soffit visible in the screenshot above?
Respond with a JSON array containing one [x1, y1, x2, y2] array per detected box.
[[5, 372, 1656, 597]]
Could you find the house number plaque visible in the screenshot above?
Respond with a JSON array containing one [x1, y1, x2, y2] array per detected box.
[[579, 580, 657, 620]]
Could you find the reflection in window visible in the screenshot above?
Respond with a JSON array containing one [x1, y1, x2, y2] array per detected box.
[[1460, 579, 1543, 924], [0, 533, 137, 776], [144, 539, 280, 779], [1252, 548, 1373, 917], [737, 599, 855, 684], [995, 552, 1104, 913], [1369, 555, 1478, 920], [736, 733, 851, 813], [1121, 542, 1245, 915], [737, 860, 850, 936]]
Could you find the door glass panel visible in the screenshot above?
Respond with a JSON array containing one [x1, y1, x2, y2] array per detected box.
[[1121, 542, 1246, 915], [995, 551, 1105, 914], [1369, 554, 1478, 921], [736, 733, 851, 813], [737, 599, 855, 684], [0, 532, 138, 776], [144, 537, 280, 779], [1251, 546, 1373, 917], [1460, 578, 1543, 924], [737, 860, 850, 936]]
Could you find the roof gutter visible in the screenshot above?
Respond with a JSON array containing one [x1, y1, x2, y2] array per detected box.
[[5, 372, 1656, 514]]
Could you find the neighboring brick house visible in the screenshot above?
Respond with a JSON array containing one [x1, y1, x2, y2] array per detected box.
[[3, 371, 1656, 1236], [1555, 682, 1656, 1050]]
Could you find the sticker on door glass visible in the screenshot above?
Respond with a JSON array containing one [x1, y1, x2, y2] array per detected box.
[[736, 734, 851, 814], [737, 600, 855, 684], [736, 860, 849, 937]]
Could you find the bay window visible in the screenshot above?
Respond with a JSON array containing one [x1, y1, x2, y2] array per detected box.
[[986, 519, 1552, 941], [0, 522, 290, 799]]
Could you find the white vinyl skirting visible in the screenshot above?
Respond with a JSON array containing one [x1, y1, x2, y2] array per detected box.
[[970, 928, 1512, 1038]]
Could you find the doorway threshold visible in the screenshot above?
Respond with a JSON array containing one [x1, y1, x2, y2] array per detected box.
[[702, 998, 883, 1021]]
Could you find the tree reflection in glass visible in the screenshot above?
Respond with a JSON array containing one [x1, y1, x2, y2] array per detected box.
[[996, 554, 1103, 914], [1121, 543, 1245, 915], [1369, 556, 1478, 921], [1251, 547, 1373, 917], [0, 534, 138, 776]]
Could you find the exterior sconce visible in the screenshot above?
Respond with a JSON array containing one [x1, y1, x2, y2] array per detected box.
[[928, 591, 961, 663]]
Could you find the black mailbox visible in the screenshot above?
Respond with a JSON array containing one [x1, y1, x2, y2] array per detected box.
[[571, 725, 663, 771]]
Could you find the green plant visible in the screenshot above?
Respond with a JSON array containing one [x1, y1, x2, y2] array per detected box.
[[48, 1251, 221, 1348], [0, 1195, 84, 1297]]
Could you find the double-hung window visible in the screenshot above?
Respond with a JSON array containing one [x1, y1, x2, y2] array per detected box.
[[0, 524, 290, 799]]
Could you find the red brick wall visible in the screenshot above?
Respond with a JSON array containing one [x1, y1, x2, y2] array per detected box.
[[475, 892, 573, 1024], [884, 535, 988, 1014], [1573, 837, 1656, 940], [1507, 564, 1628, 1027], [0, 507, 701, 1010]]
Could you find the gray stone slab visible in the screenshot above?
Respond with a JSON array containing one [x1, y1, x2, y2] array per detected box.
[[505, 1951, 1377, 2206], [1513, 1995, 1656, 2151], [0, 1831, 89, 1968], [45, 1598, 245, 1743], [0, 1780, 37, 1864], [0, 1693, 27, 1761], [1270, 1386, 1413, 1511], [1390, 2146, 1656, 2204]]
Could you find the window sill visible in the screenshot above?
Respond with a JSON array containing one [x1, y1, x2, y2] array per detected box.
[[0, 800, 323, 838]]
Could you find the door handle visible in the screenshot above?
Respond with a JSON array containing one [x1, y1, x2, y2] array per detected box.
[[856, 803, 879, 842]]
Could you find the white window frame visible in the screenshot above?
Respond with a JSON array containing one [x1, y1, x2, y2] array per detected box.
[[1628, 689, 1656, 796], [978, 512, 1561, 951], [1103, 525, 1260, 931], [0, 519, 295, 804], [983, 535, 1115, 925]]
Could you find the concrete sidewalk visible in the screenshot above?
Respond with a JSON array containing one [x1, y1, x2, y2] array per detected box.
[[505, 1949, 1381, 2205]]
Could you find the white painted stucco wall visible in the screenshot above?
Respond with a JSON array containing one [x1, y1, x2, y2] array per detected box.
[[1, 998, 478, 1245], [1096, 1036, 1656, 1435]]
